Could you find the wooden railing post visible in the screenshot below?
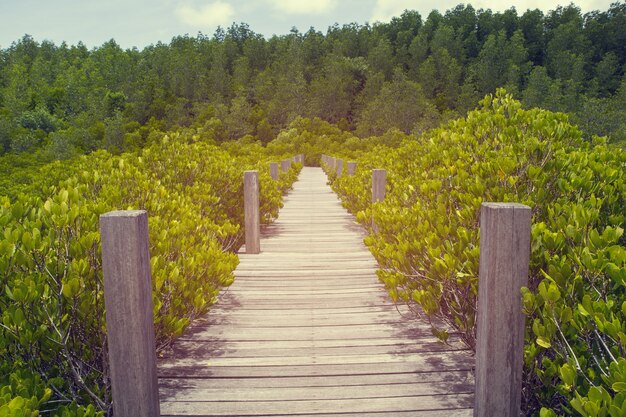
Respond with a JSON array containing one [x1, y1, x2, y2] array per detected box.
[[281, 159, 290, 172], [475, 203, 531, 417], [347, 161, 356, 176], [244, 170, 260, 254], [371, 169, 386, 232], [100, 210, 160, 417], [336, 159, 343, 177], [372, 169, 386, 203], [270, 162, 279, 181]]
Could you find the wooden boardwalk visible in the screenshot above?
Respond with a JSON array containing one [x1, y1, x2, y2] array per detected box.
[[158, 167, 474, 416]]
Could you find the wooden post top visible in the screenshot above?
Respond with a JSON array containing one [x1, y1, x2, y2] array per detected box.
[[101, 210, 146, 218]]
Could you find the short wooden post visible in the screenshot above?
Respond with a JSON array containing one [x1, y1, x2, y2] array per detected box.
[[100, 210, 160, 417], [371, 169, 386, 232], [372, 169, 386, 203], [281, 159, 290, 172], [474, 203, 531, 417], [270, 162, 279, 180], [336, 159, 343, 177], [347, 161, 356, 176], [244, 171, 260, 254]]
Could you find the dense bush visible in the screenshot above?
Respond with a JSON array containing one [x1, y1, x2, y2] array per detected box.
[[326, 90, 625, 415], [0, 129, 301, 415]]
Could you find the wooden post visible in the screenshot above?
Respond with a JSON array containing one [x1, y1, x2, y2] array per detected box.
[[371, 169, 386, 232], [281, 159, 290, 172], [347, 161, 356, 176], [372, 169, 386, 203], [244, 170, 260, 254], [336, 159, 343, 177], [100, 210, 160, 417], [270, 162, 279, 181], [474, 203, 531, 417]]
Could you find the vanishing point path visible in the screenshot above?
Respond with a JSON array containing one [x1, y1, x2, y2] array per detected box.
[[157, 167, 475, 416]]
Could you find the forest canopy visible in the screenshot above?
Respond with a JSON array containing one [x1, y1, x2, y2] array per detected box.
[[0, 2, 624, 158]]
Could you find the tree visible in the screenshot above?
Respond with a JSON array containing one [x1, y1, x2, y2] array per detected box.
[[523, 66, 552, 109], [368, 38, 394, 80], [356, 69, 438, 136]]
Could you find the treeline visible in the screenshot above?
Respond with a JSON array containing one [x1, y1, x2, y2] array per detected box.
[[0, 2, 625, 159]]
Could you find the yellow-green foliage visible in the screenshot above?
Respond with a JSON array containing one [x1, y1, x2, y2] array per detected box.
[[329, 90, 626, 415], [0, 128, 301, 415]]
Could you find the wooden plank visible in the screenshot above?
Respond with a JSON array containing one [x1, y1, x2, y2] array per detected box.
[[158, 349, 473, 370], [160, 381, 474, 402], [159, 371, 473, 389], [162, 339, 469, 358], [161, 410, 472, 417], [159, 394, 474, 415]]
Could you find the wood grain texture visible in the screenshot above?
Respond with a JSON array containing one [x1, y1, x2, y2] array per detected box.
[[243, 170, 260, 254], [474, 203, 530, 417], [100, 210, 160, 417], [158, 167, 474, 416]]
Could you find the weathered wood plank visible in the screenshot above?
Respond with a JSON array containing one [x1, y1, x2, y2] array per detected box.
[[159, 394, 474, 416], [160, 381, 474, 402]]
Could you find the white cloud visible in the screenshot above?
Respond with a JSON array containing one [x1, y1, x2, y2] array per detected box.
[[176, 1, 236, 27], [370, 0, 416, 22], [268, 0, 336, 15]]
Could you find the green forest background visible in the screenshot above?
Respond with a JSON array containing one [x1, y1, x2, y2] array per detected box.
[[1, 2, 625, 164]]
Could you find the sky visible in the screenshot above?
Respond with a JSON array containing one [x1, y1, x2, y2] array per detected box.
[[0, 0, 617, 50]]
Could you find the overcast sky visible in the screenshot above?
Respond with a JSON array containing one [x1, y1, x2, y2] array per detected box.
[[0, 0, 617, 50]]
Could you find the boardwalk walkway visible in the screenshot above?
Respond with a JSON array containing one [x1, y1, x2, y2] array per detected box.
[[158, 167, 474, 416]]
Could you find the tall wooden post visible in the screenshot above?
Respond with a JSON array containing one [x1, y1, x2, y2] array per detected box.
[[100, 210, 160, 417], [474, 203, 531, 417], [270, 162, 279, 181], [336, 159, 343, 177], [347, 161, 357, 176], [372, 169, 386, 203], [244, 171, 260, 254], [281, 159, 290, 172]]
